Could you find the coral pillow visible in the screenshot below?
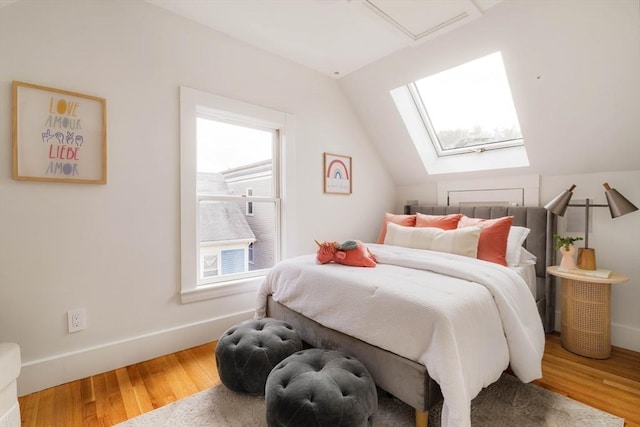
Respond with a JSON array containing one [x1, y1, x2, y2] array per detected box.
[[458, 215, 514, 266], [384, 222, 481, 258], [376, 213, 416, 244], [415, 213, 462, 230]]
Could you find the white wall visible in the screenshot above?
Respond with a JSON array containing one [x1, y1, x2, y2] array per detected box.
[[0, 0, 395, 395]]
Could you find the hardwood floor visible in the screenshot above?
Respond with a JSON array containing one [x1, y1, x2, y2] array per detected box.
[[533, 334, 640, 427], [18, 333, 640, 426], [18, 343, 220, 427]]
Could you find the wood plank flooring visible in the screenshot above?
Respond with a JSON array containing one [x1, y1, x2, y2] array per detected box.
[[19, 333, 640, 426], [533, 334, 640, 427]]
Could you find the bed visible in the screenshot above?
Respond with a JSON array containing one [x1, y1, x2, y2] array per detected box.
[[256, 206, 555, 427]]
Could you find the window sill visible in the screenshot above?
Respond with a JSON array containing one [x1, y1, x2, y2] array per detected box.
[[180, 276, 263, 304]]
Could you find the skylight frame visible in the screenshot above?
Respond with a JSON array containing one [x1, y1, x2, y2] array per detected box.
[[409, 52, 524, 157]]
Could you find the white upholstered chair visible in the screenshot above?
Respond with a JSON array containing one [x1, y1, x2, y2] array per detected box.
[[0, 343, 21, 427]]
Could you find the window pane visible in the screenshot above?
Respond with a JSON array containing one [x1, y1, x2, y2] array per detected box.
[[414, 52, 522, 152], [221, 249, 244, 275], [248, 242, 255, 264], [244, 201, 277, 271], [198, 199, 277, 283], [246, 188, 254, 216], [202, 254, 218, 278], [197, 118, 274, 196]]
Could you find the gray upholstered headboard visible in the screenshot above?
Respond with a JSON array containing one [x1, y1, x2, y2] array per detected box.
[[405, 205, 556, 332]]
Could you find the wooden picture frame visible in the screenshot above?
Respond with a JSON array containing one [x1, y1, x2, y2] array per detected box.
[[323, 152, 352, 194], [12, 81, 107, 184]]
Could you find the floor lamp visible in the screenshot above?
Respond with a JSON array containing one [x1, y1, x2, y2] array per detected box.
[[544, 183, 638, 270]]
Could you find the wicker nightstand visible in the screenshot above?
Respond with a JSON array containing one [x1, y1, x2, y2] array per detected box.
[[547, 266, 629, 359]]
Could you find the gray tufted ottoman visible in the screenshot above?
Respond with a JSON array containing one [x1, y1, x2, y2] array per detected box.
[[215, 318, 303, 395], [265, 348, 378, 427]]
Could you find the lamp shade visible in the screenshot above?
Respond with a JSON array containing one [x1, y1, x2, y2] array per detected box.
[[603, 183, 639, 218], [544, 184, 576, 216]]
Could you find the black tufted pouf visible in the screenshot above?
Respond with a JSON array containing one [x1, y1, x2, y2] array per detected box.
[[215, 318, 303, 396], [265, 348, 378, 427]]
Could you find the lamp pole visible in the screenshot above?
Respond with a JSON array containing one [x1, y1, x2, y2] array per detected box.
[[567, 199, 608, 270]]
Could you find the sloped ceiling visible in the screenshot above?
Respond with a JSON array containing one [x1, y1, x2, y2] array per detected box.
[[6, 0, 635, 184], [145, 0, 502, 77], [338, 0, 640, 184], [145, 0, 639, 184]]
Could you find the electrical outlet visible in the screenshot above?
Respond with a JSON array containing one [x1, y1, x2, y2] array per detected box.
[[68, 308, 87, 333]]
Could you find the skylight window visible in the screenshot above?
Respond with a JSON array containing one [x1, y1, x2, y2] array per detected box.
[[391, 51, 529, 175], [411, 52, 523, 156]]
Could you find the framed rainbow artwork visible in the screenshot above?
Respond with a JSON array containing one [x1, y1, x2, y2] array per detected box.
[[323, 152, 352, 194]]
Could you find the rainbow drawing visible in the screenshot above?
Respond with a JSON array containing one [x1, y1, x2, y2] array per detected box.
[[326, 159, 349, 180], [324, 153, 351, 194]]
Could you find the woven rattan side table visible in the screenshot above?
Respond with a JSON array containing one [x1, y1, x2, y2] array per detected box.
[[547, 266, 628, 359]]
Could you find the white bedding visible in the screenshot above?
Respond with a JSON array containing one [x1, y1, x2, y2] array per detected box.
[[256, 244, 544, 427], [511, 263, 538, 298]]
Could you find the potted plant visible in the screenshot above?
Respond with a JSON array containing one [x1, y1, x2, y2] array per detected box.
[[553, 235, 583, 251], [553, 234, 583, 270]]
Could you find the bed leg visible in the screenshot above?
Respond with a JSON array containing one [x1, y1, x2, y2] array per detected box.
[[415, 409, 428, 427]]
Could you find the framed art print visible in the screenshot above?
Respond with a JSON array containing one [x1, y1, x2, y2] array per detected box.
[[12, 81, 107, 184], [323, 152, 351, 194]]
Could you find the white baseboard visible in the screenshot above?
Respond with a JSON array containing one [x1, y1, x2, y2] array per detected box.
[[553, 310, 640, 353], [17, 310, 254, 396], [0, 401, 20, 427], [611, 322, 640, 353]]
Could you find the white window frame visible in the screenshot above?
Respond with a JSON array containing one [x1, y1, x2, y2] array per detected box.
[[180, 86, 294, 303], [407, 82, 523, 157]]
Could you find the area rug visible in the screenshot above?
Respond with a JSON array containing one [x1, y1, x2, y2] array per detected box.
[[116, 373, 623, 426]]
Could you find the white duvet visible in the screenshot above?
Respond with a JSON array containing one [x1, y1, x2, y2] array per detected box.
[[256, 244, 544, 427]]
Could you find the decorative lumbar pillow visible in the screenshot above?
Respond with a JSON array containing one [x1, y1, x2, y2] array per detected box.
[[384, 222, 481, 258], [458, 215, 514, 266], [375, 213, 416, 244], [315, 240, 376, 267], [415, 212, 462, 230], [506, 226, 531, 266]]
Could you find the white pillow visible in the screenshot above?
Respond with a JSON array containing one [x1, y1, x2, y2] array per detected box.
[[384, 222, 482, 258], [518, 248, 537, 265], [506, 226, 530, 266]]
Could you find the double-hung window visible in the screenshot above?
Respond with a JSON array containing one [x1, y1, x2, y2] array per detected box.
[[180, 87, 286, 303]]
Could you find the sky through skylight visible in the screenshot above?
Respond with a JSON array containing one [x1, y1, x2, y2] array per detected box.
[[414, 51, 522, 150]]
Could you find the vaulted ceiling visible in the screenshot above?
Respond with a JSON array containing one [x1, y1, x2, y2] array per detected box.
[[144, 0, 640, 184], [4, 0, 636, 183], [145, 0, 502, 78]]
